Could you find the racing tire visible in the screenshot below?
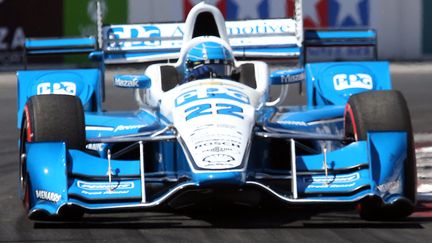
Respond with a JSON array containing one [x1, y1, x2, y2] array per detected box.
[[344, 90, 417, 220], [24, 94, 85, 149], [19, 95, 85, 219]]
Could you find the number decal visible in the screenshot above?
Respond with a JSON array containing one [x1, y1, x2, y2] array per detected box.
[[216, 103, 244, 119], [184, 103, 244, 121], [185, 104, 212, 121]]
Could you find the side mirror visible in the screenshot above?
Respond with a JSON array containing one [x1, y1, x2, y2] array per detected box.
[[270, 68, 305, 85], [88, 51, 104, 62], [113, 74, 151, 89]]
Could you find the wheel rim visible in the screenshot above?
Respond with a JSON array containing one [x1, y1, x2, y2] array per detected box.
[[344, 103, 358, 142]]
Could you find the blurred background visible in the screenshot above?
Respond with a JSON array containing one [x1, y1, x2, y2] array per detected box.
[[0, 0, 430, 69], [0, 3, 431, 239]]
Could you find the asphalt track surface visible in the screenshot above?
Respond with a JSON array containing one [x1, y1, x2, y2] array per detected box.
[[0, 63, 431, 242]]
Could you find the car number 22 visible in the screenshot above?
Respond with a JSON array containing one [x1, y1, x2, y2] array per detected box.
[[184, 103, 244, 121]]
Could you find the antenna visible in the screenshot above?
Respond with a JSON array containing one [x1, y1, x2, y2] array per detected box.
[[96, 0, 103, 50], [295, 0, 304, 46]]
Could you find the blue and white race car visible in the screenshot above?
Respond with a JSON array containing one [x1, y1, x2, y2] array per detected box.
[[17, 1, 416, 220]]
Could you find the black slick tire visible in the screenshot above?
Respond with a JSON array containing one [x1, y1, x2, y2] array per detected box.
[[344, 90, 417, 220], [20, 94, 85, 219]]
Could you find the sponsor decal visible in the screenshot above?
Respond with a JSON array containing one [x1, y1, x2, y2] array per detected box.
[[203, 154, 235, 163], [85, 143, 105, 152], [77, 180, 134, 195], [81, 190, 130, 195], [308, 183, 356, 189], [195, 140, 241, 150], [107, 25, 161, 49], [77, 180, 135, 191], [114, 124, 146, 132], [278, 120, 308, 127], [37, 82, 77, 95], [175, 87, 250, 107], [304, 172, 360, 184], [82, 190, 130, 195], [226, 22, 292, 36], [114, 78, 139, 88], [189, 126, 244, 169], [86, 125, 146, 133], [35, 190, 61, 203], [333, 73, 373, 91], [280, 72, 305, 84]]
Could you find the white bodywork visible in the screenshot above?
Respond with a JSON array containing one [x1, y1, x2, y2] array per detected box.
[[142, 57, 269, 170], [136, 3, 271, 170], [164, 80, 262, 170]]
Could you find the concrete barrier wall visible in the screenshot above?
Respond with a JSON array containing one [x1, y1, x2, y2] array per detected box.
[[370, 0, 422, 60]]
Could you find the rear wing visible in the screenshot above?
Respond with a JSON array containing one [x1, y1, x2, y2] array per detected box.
[[303, 29, 378, 63], [22, 0, 305, 64], [23, 37, 98, 69], [102, 18, 302, 64], [24, 37, 97, 55]]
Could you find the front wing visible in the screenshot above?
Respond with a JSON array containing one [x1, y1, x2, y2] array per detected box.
[[24, 131, 409, 217]]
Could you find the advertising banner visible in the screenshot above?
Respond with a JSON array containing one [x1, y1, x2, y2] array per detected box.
[[0, 0, 426, 68], [63, 0, 127, 38], [0, 0, 62, 66], [184, 0, 422, 60]]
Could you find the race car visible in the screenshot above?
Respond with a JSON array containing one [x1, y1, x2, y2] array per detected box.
[[17, 1, 416, 220]]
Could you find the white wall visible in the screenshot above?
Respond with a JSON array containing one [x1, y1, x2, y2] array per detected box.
[[370, 0, 422, 59], [128, 0, 183, 23]]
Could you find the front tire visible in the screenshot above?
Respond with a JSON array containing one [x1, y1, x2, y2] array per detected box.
[[344, 90, 417, 220], [19, 95, 85, 219]]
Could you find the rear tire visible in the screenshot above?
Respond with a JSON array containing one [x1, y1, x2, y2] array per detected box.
[[20, 95, 85, 219], [344, 90, 417, 220]]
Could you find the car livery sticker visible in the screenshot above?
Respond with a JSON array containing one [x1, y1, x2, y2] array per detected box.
[[37, 82, 77, 95], [77, 180, 135, 195], [172, 84, 255, 170], [333, 73, 373, 91], [35, 190, 62, 203]]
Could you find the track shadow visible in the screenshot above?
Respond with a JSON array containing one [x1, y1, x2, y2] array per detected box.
[[33, 204, 428, 230]]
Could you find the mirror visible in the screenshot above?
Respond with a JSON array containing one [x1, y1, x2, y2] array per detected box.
[[270, 68, 305, 85], [88, 51, 104, 62], [113, 74, 151, 89]]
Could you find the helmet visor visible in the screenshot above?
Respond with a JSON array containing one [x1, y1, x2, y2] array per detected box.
[[186, 59, 233, 79]]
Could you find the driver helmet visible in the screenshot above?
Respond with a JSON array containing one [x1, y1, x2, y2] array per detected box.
[[184, 41, 234, 82]]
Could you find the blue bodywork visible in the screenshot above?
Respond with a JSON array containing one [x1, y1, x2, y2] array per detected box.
[[306, 62, 392, 106], [17, 68, 103, 127], [23, 130, 409, 216], [17, 16, 415, 218]]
